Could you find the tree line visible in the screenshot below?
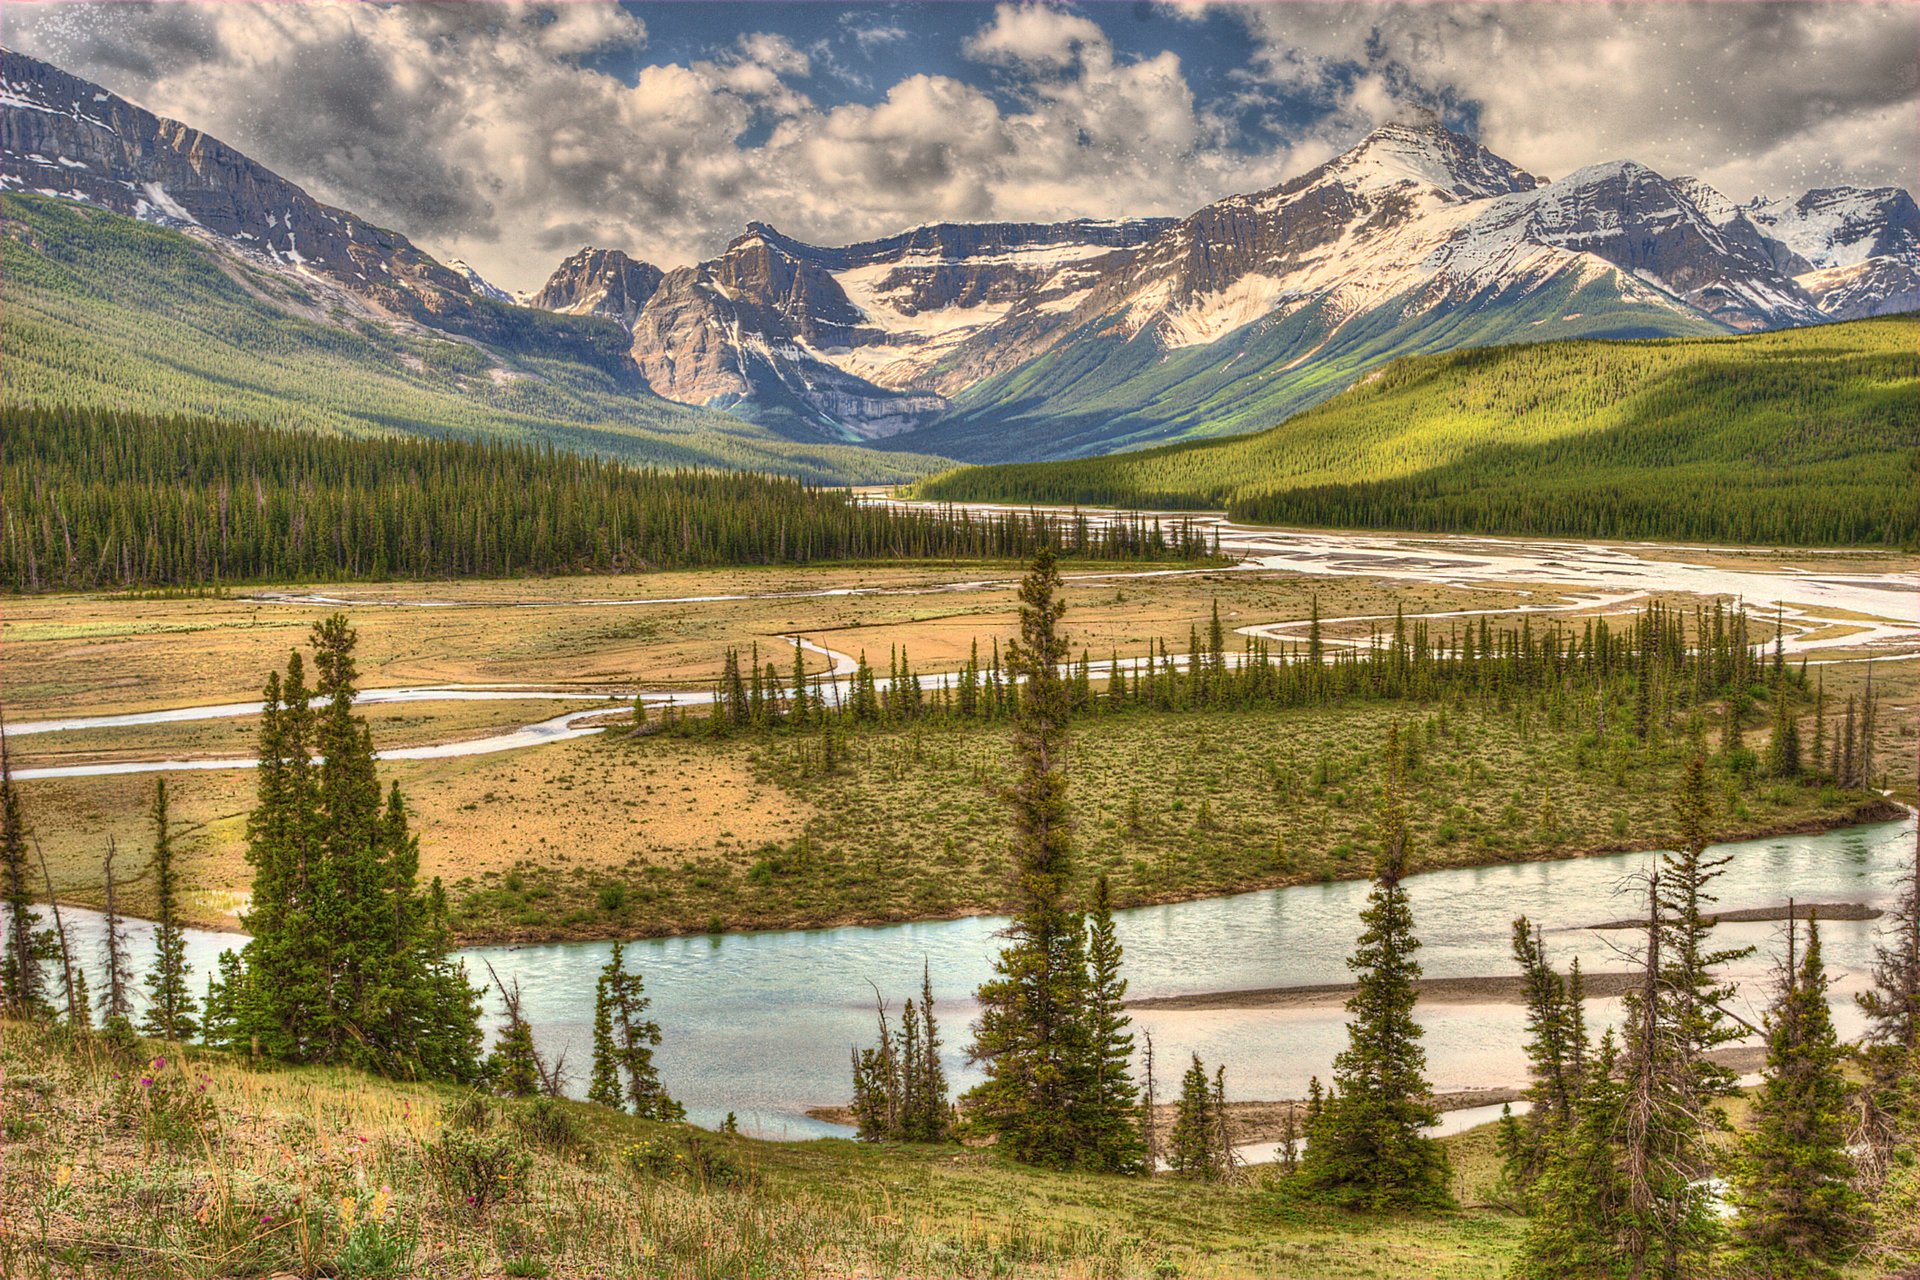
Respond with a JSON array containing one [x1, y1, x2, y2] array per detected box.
[[659, 596, 1885, 800], [914, 317, 1920, 549], [1, 404, 1216, 591]]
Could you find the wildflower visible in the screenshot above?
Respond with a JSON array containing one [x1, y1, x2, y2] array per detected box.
[[339, 1196, 358, 1231], [152, 1056, 167, 1071], [371, 1187, 391, 1220], [139, 1077, 155, 1089], [54, 1165, 73, 1190]]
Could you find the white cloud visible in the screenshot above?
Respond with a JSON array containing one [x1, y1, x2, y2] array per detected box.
[[7, 0, 1912, 292], [1224, 1, 1920, 201], [963, 3, 1109, 69]]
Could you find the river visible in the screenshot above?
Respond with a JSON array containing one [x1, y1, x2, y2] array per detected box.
[[44, 813, 1915, 1143]]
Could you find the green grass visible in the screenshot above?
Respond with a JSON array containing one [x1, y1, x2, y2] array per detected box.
[[913, 317, 1920, 547], [890, 270, 1726, 463], [0, 1017, 1528, 1278], [0, 194, 950, 485], [449, 700, 1883, 943]]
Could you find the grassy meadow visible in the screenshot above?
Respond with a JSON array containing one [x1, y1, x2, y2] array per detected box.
[[0, 1017, 1528, 1280]]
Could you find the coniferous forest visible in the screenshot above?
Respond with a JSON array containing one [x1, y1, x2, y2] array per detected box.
[[1, 405, 1213, 590], [917, 317, 1920, 548]]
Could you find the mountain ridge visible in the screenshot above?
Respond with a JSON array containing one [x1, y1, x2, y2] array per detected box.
[[4, 44, 1917, 466]]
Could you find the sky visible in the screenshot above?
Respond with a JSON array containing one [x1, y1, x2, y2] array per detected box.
[[8, 1, 1917, 292]]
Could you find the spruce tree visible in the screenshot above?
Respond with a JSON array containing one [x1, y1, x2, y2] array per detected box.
[[0, 726, 47, 1018], [588, 960, 621, 1108], [1858, 764, 1920, 1154], [1513, 1030, 1631, 1278], [594, 941, 682, 1121], [141, 778, 197, 1040], [98, 836, 135, 1025], [1503, 916, 1584, 1197], [1168, 1054, 1219, 1179], [1661, 756, 1752, 1111], [966, 547, 1097, 1168], [485, 970, 544, 1099], [215, 615, 481, 1080], [1079, 874, 1145, 1172], [1301, 725, 1452, 1210], [1729, 911, 1862, 1277]]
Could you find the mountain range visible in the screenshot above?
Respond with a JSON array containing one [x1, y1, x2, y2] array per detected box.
[[4, 45, 1916, 467]]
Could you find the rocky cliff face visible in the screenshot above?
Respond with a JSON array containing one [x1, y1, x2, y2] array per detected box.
[[531, 216, 1170, 439], [529, 247, 665, 326]]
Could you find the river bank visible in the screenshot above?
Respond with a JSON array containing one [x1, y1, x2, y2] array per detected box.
[[443, 794, 1905, 947]]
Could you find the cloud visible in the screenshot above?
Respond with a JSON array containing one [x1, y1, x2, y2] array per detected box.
[[963, 3, 1109, 69], [1222, 1, 1920, 201], [6, 1, 1912, 292]]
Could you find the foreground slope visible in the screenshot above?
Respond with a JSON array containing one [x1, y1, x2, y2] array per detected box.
[[916, 316, 1920, 547], [0, 194, 947, 483]]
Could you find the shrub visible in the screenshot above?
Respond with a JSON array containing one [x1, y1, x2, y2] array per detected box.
[[508, 1096, 583, 1154], [424, 1126, 530, 1215]]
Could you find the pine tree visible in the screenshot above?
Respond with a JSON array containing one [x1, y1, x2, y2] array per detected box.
[[485, 969, 544, 1099], [0, 726, 46, 1018], [98, 836, 135, 1025], [214, 616, 481, 1080], [1301, 724, 1452, 1209], [1168, 1054, 1220, 1180], [1079, 874, 1146, 1172], [1513, 1030, 1632, 1278], [966, 547, 1097, 1168], [594, 941, 682, 1121], [1729, 911, 1863, 1277], [1661, 755, 1752, 1111], [141, 778, 197, 1040]]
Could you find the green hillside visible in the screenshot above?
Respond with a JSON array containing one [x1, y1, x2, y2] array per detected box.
[[0, 194, 949, 485], [915, 318, 1920, 547], [887, 269, 1726, 463]]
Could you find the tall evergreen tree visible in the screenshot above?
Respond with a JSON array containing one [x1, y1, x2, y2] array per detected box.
[[211, 616, 481, 1080], [1168, 1054, 1221, 1180], [591, 941, 681, 1120], [484, 966, 545, 1099], [1729, 911, 1863, 1278], [1513, 1030, 1632, 1278], [1079, 874, 1146, 1172], [140, 779, 197, 1040], [1502, 917, 1584, 1197], [1301, 725, 1452, 1209], [98, 836, 135, 1025], [0, 726, 47, 1017], [1661, 756, 1753, 1111], [966, 547, 1097, 1168]]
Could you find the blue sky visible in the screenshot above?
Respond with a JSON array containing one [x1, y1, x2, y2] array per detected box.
[[11, 2, 1915, 290]]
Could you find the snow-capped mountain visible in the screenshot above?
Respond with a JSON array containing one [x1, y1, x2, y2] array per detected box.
[[529, 217, 1171, 440], [0, 46, 632, 373], [5, 43, 1916, 459]]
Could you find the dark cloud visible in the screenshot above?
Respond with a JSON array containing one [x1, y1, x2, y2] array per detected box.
[[7, 0, 1912, 291]]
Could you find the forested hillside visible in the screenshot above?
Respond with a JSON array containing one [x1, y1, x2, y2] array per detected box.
[[0, 406, 1212, 590], [916, 318, 1920, 546], [0, 193, 947, 484]]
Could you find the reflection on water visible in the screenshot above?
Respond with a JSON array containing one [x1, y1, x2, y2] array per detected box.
[[51, 815, 1914, 1140]]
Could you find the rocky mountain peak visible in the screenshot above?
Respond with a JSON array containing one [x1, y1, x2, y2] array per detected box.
[[530, 247, 664, 325], [1309, 121, 1541, 202]]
